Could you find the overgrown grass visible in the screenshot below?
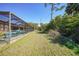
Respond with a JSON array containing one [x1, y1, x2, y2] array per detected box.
[[48, 30, 79, 55], [0, 31, 75, 56]]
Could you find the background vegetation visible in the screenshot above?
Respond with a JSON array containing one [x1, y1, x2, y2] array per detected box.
[[39, 3, 79, 55]]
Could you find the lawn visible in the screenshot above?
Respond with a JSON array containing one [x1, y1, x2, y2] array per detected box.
[[0, 31, 75, 56]]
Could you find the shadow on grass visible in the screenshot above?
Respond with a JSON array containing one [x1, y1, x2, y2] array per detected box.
[[48, 34, 78, 49], [48, 34, 79, 55], [37, 31, 48, 34], [48, 35, 66, 46], [0, 40, 6, 44]]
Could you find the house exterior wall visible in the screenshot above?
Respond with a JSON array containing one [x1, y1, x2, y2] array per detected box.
[[0, 20, 8, 32], [0, 20, 34, 33]]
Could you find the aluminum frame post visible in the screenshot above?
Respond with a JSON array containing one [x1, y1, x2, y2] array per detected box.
[[8, 12, 11, 43]]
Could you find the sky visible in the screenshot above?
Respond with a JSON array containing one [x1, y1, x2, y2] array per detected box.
[[0, 3, 66, 24]]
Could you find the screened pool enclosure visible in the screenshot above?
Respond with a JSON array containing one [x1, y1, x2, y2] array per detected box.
[[0, 11, 33, 43]]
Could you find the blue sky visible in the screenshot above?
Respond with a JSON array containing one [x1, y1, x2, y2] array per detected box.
[[0, 3, 65, 24]]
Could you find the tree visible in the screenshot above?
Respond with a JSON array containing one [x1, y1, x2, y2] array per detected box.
[[65, 3, 79, 15], [39, 23, 48, 32], [45, 3, 65, 20], [27, 22, 38, 30], [52, 15, 62, 30]]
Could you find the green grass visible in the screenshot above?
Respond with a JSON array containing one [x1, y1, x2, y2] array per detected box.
[[0, 31, 75, 56]]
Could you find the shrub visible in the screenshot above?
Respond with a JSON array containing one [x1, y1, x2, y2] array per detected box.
[[48, 30, 77, 49], [65, 41, 75, 49]]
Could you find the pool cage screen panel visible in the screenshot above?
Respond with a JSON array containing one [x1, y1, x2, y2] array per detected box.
[[0, 11, 26, 42]]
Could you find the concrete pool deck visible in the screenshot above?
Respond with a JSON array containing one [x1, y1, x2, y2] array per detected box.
[[0, 33, 28, 48]]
